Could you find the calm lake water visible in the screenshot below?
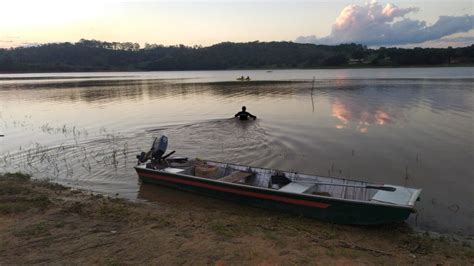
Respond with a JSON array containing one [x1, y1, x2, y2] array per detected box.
[[0, 67, 473, 236]]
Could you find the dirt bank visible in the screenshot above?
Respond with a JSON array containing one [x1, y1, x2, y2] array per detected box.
[[0, 173, 473, 265]]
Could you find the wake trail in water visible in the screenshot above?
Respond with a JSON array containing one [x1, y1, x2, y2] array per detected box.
[[0, 117, 295, 194]]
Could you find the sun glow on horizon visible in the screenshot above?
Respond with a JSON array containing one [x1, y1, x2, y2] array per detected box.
[[1, 0, 473, 49]]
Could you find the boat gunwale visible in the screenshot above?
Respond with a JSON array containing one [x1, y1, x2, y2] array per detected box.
[[205, 159, 422, 208], [203, 159, 418, 188], [135, 164, 418, 210]]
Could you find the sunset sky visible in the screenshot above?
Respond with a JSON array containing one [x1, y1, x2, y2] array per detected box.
[[1, 0, 473, 48]]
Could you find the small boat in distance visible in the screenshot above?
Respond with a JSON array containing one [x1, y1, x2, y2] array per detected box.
[[135, 136, 422, 225], [237, 76, 251, 81]]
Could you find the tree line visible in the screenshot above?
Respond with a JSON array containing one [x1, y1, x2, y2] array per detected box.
[[0, 39, 472, 72]]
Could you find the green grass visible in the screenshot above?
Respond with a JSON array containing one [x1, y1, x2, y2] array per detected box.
[[102, 257, 123, 266], [14, 222, 50, 238], [147, 215, 172, 228], [262, 229, 279, 241], [98, 202, 130, 220], [62, 201, 85, 214], [463, 247, 474, 258], [0, 195, 50, 214], [0, 202, 30, 214], [2, 172, 31, 181], [35, 180, 67, 191], [208, 220, 243, 238], [0, 183, 32, 195]]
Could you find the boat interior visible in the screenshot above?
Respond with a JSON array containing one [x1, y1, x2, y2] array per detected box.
[[144, 158, 388, 202]]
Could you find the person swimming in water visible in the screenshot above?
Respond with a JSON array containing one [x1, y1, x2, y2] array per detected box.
[[234, 106, 256, 120]]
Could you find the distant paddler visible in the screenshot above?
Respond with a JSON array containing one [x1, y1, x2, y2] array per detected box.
[[234, 106, 256, 120], [236, 76, 251, 81]]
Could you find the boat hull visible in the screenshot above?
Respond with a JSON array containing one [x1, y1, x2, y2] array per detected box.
[[135, 167, 413, 225]]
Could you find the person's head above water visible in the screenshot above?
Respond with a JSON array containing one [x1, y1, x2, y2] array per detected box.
[[242, 106, 246, 111]]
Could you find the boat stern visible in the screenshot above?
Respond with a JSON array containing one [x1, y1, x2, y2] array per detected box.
[[370, 185, 422, 208]]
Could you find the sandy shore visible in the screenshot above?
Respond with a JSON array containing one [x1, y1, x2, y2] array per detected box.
[[0, 172, 473, 265]]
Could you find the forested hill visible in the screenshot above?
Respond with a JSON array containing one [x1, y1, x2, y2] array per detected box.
[[0, 39, 473, 72]]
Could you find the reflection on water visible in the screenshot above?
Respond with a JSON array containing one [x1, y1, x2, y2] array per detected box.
[[0, 69, 473, 236], [331, 95, 402, 133]]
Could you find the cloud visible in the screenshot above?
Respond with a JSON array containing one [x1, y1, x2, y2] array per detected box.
[[396, 30, 474, 48], [440, 36, 474, 43], [296, 2, 474, 46], [0, 41, 41, 49], [0, 35, 23, 48]]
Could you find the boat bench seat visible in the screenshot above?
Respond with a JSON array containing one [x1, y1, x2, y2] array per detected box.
[[220, 171, 253, 183], [163, 167, 185, 174], [279, 182, 314, 193]]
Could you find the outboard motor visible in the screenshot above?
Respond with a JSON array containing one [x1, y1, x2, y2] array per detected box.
[[136, 151, 147, 163], [136, 135, 168, 164], [136, 135, 184, 168], [151, 135, 168, 160]]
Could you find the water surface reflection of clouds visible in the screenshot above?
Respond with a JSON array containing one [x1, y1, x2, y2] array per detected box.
[[327, 79, 473, 133], [331, 98, 399, 133]]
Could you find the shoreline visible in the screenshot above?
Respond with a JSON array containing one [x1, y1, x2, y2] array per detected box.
[[0, 64, 473, 75], [1, 172, 473, 264]]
